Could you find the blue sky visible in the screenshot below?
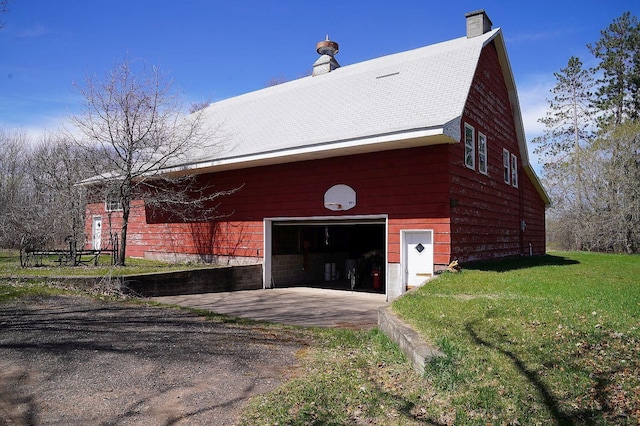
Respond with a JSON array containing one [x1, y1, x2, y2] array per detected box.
[[1, 0, 638, 169]]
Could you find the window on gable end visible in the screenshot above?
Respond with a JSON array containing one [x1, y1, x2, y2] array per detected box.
[[105, 190, 123, 212], [478, 132, 488, 175], [511, 153, 518, 188], [464, 123, 475, 170], [503, 148, 511, 184]]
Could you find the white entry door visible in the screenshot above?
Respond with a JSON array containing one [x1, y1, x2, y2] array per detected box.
[[92, 216, 102, 250], [403, 230, 434, 288]]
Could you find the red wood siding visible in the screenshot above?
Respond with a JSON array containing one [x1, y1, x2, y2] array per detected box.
[[86, 146, 453, 264], [448, 40, 546, 262], [520, 171, 547, 255]]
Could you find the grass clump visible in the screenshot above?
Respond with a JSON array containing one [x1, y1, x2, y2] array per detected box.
[[0, 279, 72, 302]]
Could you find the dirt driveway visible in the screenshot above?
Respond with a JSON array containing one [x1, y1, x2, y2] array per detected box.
[[0, 295, 302, 425]]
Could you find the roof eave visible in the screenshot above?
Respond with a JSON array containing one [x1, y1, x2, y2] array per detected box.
[[160, 125, 460, 177]]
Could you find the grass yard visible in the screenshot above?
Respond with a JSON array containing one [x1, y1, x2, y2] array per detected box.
[[240, 251, 639, 425], [393, 251, 639, 425], [0, 249, 211, 278]]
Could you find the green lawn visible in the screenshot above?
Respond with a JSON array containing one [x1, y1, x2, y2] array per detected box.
[[241, 251, 639, 425], [392, 251, 640, 424], [0, 249, 212, 278]]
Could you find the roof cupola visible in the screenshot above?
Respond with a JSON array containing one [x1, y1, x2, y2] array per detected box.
[[312, 35, 340, 76]]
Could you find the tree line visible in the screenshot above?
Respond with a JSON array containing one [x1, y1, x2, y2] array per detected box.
[[1, 58, 231, 265], [0, 130, 99, 252], [534, 11, 640, 253]]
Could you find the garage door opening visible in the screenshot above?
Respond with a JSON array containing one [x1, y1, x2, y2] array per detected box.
[[269, 219, 386, 294]]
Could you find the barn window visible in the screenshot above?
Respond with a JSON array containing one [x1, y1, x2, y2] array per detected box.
[[464, 123, 475, 170], [105, 191, 122, 212], [478, 132, 488, 175], [511, 153, 518, 188], [503, 148, 511, 184]]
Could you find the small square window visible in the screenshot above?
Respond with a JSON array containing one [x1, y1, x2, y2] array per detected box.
[[511, 153, 518, 188], [503, 149, 511, 184], [464, 124, 475, 170], [478, 132, 488, 175]]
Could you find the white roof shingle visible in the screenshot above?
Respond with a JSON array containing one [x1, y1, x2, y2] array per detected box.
[[171, 29, 502, 172]]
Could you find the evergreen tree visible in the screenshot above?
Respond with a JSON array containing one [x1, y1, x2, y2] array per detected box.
[[533, 56, 595, 249], [588, 11, 640, 125]]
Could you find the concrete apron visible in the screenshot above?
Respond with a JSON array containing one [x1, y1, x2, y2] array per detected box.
[[150, 287, 388, 330], [152, 286, 442, 374]]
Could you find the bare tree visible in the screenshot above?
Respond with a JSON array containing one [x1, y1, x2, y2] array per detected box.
[[189, 100, 211, 114], [265, 74, 288, 87], [0, 129, 35, 249], [70, 57, 233, 265], [28, 134, 103, 254], [0, 0, 8, 29], [593, 122, 640, 253]]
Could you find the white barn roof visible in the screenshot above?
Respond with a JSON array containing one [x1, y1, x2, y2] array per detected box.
[[171, 29, 504, 173]]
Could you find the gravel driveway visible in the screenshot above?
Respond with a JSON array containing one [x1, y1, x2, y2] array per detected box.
[[0, 295, 303, 425]]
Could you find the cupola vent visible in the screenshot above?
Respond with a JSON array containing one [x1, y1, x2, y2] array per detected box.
[[312, 35, 340, 76]]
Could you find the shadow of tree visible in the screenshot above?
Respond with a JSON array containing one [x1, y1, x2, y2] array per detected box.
[[464, 254, 580, 272], [465, 320, 603, 425], [0, 296, 302, 425], [0, 366, 39, 425]]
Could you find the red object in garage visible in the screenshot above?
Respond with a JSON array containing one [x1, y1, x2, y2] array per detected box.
[[372, 269, 381, 289]]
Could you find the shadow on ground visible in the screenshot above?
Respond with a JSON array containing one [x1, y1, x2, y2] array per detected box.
[[464, 254, 580, 273], [465, 320, 612, 425], [0, 295, 303, 425]]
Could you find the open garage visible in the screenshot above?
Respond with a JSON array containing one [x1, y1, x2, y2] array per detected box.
[[267, 218, 386, 294]]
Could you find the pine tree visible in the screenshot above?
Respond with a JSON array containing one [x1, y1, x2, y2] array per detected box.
[[588, 11, 640, 125], [533, 57, 595, 249]]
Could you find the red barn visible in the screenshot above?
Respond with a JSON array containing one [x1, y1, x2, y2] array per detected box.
[[85, 11, 549, 300]]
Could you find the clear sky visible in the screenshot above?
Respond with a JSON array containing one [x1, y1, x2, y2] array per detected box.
[[1, 0, 638, 168]]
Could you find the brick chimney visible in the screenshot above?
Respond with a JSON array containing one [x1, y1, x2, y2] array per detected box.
[[312, 36, 340, 76], [465, 10, 492, 38]]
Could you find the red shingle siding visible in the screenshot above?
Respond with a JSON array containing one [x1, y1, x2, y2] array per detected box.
[[520, 172, 547, 255], [86, 146, 453, 264], [449, 40, 546, 262]]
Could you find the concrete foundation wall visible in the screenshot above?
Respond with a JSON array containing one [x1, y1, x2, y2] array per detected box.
[[122, 264, 263, 297], [386, 263, 403, 301], [378, 306, 443, 374]]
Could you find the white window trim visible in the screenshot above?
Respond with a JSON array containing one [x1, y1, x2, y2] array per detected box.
[[478, 132, 488, 175], [503, 148, 511, 184], [511, 153, 519, 188], [105, 192, 123, 212], [464, 123, 475, 170]]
